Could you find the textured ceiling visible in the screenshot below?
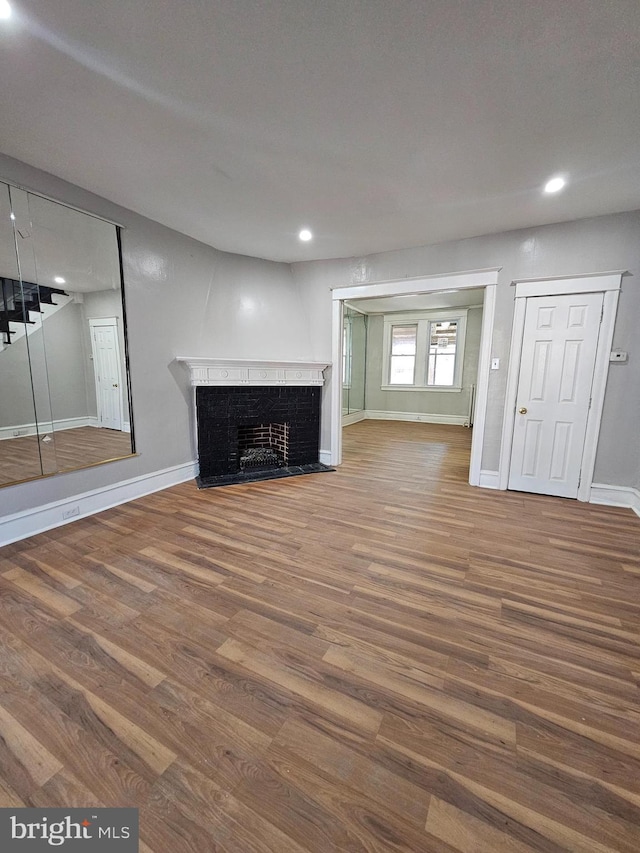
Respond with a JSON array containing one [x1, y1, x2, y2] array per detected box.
[[0, 1, 639, 263]]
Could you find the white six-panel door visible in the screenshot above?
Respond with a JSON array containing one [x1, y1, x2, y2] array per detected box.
[[508, 292, 603, 497], [90, 320, 123, 431]]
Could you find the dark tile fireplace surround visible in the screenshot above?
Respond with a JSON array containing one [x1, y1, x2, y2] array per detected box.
[[195, 386, 333, 488]]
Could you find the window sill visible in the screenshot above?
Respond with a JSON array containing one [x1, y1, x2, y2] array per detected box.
[[381, 385, 463, 393]]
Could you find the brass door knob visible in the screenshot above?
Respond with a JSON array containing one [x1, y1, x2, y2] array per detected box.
[[519, 407, 527, 414]]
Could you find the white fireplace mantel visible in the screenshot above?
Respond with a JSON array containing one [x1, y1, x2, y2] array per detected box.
[[176, 357, 329, 387]]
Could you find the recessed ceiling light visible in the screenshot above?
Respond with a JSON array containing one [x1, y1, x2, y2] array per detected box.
[[54, 276, 66, 284], [298, 228, 313, 242], [544, 176, 566, 194], [0, 1, 12, 21]]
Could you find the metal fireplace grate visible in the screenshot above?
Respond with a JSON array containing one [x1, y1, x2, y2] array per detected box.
[[239, 447, 285, 471]]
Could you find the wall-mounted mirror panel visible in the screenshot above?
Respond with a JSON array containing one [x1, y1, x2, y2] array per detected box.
[[8, 184, 58, 477], [0, 180, 135, 487], [342, 307, 367, 415], [0, 182, 44, 482]]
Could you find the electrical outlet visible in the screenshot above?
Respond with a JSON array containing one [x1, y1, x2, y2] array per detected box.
[[62, 506, 80, 520], [609, 350, 628, 363]]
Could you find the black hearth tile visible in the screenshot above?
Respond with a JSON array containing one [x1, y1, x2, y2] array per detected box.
[[196, 462, 334, 489]]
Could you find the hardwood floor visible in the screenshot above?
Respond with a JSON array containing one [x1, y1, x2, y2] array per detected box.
[[0, 426, 133, 485], [1, 420, 639, 851]]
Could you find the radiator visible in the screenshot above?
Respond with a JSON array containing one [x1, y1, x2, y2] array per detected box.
[[465, 384, 476, 428]]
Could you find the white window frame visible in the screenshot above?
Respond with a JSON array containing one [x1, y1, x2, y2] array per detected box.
[[381, 309, 468, 391]]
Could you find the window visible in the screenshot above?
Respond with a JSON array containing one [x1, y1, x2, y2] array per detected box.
[[382, 310, 467, 390], [389, 325, 417, 385], [428, 320, 458, 386]]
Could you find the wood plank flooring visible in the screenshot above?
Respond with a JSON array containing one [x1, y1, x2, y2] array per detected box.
[[0, 426, 133, 485], [1, 419, 639, 852]]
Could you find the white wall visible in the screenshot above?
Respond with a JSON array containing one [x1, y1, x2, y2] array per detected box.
[[292, 211, 640, 488], [0, 154, 314, 524]]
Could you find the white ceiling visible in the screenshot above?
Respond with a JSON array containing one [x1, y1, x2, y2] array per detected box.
[[346, 288, 485, 314], [0, 1, 639, 264]]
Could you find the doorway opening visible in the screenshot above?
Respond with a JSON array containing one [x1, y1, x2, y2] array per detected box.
[[330, 269, 500, 487], [89, 317, 124, 432]]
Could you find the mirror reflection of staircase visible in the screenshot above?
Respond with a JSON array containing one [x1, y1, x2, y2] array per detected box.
[[0, 277, 69, 348]]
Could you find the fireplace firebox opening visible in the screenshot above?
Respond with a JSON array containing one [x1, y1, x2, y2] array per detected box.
[[238, 422, 289, 471]]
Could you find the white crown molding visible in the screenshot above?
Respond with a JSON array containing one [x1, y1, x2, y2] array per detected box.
[[512, 271, 623, 298], [176, 357, 329, 387], [331, 268, 500, 301]]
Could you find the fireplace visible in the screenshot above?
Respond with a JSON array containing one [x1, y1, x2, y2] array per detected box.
[[176, 358, 332, 488]]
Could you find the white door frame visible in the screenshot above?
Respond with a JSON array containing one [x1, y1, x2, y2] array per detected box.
[[330, 268, 500, 485], [89, 316, 124, 431], [498, 271, 624, 501]]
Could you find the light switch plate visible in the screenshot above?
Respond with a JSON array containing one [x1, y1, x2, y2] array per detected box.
[[491, 358, 500, 370]]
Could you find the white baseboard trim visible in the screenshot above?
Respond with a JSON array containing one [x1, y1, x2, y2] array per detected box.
[[55, 416, 99, 431], [590, 483, 640, 518], [341, 411, 367, 426], [0, 460, 198, 546], [364, 410, 467, 426], [318, 449, 332, 466], [0, 416, 100, 440], [478, 469, 500, 489]]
